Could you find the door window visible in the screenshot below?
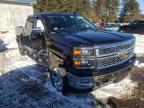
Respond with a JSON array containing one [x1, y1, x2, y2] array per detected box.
[[35, 19, 45, 31], [24, 18, 34, 36]]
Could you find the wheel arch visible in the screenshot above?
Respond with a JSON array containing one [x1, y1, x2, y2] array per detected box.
[[48, 51, 67, 76]]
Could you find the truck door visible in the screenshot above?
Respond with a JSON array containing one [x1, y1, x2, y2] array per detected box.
[[23, 17, 34, 48], [30, 17, 45, 51]]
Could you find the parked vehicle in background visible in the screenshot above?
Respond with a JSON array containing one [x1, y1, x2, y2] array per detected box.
[[16, 13, 136, 94], [104, 23, 121, 32], [118, 19, 144, 34]]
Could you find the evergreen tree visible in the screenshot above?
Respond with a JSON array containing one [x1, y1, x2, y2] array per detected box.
[[105, 0, 119, 22], [94, 0, 119, 23], [119, 0, 141, 22], [34, 0, 90, 17], [94, 0, 106, 20], [34, 0, 47, 12]]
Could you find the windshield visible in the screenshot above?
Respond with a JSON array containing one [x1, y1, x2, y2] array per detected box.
[[46, 15, 96, 32]]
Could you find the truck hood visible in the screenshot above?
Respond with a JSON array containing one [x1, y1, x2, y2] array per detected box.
[[53, 30, 134, 47]]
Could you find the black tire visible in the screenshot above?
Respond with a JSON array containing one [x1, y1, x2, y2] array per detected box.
[[48, 52, 68, 94], [50, 69, 68, 94], [17, 38, 25, 55]]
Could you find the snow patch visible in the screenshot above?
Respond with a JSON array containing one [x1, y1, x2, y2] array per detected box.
[[135, 60, 144, 68], [92, 78, 137, 100], [0, 49, 138, 108], [133, 34, 144, 55]]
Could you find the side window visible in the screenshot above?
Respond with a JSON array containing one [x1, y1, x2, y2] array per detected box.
[[24, 18, 34, 36], [35, 19, 45, 31]]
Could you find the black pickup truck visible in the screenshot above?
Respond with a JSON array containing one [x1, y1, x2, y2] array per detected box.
[[16, 13, 136, 93]]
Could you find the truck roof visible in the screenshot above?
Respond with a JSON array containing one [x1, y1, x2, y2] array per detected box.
[[35, 12, 79, 16]]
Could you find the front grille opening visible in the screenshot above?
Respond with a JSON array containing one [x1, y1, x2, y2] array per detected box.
[[98, 40, 135, 56], [96, 39, 135, 69]]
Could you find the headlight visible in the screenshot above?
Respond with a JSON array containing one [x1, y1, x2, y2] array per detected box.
[[73, 48, 95, 57], [73, 47, 95, 68]]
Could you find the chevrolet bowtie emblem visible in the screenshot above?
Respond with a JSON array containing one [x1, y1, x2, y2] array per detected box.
[[118, 51, 127, 58]]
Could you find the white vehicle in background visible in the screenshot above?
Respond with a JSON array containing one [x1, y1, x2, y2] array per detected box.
[[104, 23, 121, 32], [103, 23, 129, 32]]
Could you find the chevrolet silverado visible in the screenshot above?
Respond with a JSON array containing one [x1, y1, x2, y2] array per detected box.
[[16, 13, 136, 93]]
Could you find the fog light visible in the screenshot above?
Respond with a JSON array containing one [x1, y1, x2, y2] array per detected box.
[[73, 60, 81, 66], [73, 60, 94, 67]]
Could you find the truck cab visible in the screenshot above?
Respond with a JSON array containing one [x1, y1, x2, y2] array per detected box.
[[16, 13, 136, 93]]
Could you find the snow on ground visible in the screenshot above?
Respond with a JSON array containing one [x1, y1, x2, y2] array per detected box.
[[0, 49, 108, 108], [135, 60, 144, 68], [134, 34, 144, 56], [133, 34, 144, 68], [0, 49, 138, 108], [93, 78, 137, 101], [0, 29, 18, 49]]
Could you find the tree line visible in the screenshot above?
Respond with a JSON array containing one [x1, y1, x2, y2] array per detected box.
[[34, 0, 143, 23]]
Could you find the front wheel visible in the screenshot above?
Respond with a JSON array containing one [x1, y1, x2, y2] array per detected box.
[[50, 68, 68, 94], [48, 51, 68, 94]]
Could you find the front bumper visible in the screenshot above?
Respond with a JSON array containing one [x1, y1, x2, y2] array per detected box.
[[67, 56, 135, 90]]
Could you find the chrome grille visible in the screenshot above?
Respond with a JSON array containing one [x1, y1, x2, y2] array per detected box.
[[96, 39, 135, 69], [97, 40, 135, 57], [97, 49, 133, 69]]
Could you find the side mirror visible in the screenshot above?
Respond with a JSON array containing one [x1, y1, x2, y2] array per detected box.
[[31, 27, 44, 38]]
